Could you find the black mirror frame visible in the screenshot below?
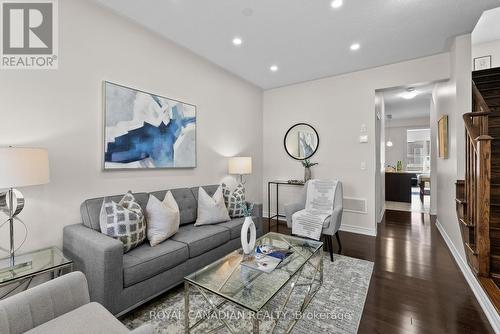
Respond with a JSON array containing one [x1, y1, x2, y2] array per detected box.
[[283, 122, 320, 161]]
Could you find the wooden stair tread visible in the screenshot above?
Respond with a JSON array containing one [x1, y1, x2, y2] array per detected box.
[[465, 243, 478, 255], [459, 218, 474, 228], [478, 277, 500, 313]]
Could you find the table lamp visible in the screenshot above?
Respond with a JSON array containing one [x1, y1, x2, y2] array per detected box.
[[228, 157, 252, 184], [0, 147, 49, 272]]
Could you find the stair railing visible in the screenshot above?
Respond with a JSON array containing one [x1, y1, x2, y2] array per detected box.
[[463, 82, 492, 276]]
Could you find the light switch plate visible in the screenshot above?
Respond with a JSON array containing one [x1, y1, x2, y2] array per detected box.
[[360, 162, 366, 170]]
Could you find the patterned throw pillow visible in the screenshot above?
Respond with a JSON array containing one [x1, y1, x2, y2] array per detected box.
[[99, 191, 146, 253], [222, 183, 246, 218]]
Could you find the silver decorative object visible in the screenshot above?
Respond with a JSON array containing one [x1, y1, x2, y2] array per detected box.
[[0, 188, 31, 272]]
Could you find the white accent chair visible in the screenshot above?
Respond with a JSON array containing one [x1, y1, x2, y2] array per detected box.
[[284, 180, 344, 261]]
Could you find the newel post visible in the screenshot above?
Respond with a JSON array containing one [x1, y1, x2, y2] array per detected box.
[[476, 135, 492, 276]]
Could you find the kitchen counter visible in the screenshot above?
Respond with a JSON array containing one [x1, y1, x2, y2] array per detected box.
[[385, 172, 417, 203]]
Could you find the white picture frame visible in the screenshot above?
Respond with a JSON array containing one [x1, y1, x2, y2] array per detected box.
[[474, 56, 492, 71]]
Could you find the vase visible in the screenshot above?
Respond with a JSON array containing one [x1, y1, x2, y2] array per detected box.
[[241, 216, 256, 255], [304, 167, 312, 182]]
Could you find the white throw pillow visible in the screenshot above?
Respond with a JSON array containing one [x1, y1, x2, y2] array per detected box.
[[145, 191, 180, 247], [195, 186, 230, 226]]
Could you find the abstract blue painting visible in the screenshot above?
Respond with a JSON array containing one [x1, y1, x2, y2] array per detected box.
[[104, 82, 196, 169]]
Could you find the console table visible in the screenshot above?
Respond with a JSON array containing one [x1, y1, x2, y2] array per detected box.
[[267, 180, 305, 232], [0, 246, 73, 299]]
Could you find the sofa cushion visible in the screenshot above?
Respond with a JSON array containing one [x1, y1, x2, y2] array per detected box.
[[171, 223, 230, 258], [24, 302, 129, 334], [217, 217, 246, 239], [81, 193, 149, 231], [217, 217, 263, 239], [123, 239, 188, 287], [150, 188, 197, 225]]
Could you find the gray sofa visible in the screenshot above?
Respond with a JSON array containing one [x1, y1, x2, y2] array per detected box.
[[63, 185, 263, 316], [0, 271, 153, 334]]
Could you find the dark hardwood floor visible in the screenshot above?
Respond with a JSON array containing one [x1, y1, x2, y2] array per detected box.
[[264, 210, 493, 333]]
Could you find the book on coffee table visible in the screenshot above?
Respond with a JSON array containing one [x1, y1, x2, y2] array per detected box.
[[241, 254, 282, 273]]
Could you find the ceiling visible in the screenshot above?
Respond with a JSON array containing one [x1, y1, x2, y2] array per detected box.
[[95, 0, 500, 89], [472, 6, 500, 45], [382, 84, 433, 120]]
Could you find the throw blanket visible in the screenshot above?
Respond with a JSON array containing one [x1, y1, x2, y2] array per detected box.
[[292, 179, 337, 240]]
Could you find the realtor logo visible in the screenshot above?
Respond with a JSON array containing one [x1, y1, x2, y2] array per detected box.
[[1, 0, 58, 69]]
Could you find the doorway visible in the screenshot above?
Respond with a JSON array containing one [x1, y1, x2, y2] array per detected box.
[[376, 83, 435, 214]]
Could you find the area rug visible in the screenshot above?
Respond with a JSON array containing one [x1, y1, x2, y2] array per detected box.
[[121, 254, 373, 333]]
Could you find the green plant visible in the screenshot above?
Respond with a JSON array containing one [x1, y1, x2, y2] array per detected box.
[[301, 159, 318, 168], [240, 203, 254, 217]]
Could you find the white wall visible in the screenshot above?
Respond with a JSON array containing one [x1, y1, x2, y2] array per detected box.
[[472, 39, 500, 69], [434, 35, 500, 330], [263, 54, 450, 236], [0, 0, 263, 252], [433, 35, 471, 263]]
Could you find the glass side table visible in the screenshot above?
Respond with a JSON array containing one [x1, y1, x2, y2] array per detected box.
[[0, 247, 73, 299]]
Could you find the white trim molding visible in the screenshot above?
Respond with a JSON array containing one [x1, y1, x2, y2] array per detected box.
[[378, 204, 386, 223], [340, 224, 377, 237], [435, 219, 500, 333], [263, 212, 377, 236]]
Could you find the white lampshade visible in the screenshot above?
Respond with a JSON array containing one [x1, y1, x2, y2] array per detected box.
[[0, 147, 50, 189], [228, 157, 252, 175]]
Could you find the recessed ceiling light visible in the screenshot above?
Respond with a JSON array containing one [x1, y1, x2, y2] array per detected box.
[[232, 37, 243, 46], [270, 65, 278, 72], [331, 0, 343, 9], [400, 88, 418, 99], [350, 43, 360, 51]]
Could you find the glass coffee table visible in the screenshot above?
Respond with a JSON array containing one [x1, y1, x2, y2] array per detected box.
[[184, 232, 323, 334]]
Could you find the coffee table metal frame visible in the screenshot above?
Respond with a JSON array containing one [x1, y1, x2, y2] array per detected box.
[[184, 233, 323, 334]]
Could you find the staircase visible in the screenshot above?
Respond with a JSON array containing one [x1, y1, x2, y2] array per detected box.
[[456, 67, 500, 311]]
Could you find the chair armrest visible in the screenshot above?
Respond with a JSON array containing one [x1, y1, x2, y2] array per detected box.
[[324, 207, 343, 235], [63, 224, 123, 314], [129, 324, 155, 334], [284, 203, 305, 228], [0, 272, 90, 333]]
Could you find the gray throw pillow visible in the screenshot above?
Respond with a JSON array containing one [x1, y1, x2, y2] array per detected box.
[[99, 191, 146, 253], [222, 183, 246, 218]]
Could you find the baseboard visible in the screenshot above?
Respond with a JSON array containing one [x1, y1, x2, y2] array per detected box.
[[263, 212, 377, 237], [263, 212, 286, 221], [435, 219, 500, 333], [339, 224, 377, 237]]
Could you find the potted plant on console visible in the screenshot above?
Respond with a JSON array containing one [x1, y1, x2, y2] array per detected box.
[[302, 159, 318, 182]]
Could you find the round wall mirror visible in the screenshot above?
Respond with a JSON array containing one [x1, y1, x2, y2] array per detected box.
[[284, 123, 319, 160]]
